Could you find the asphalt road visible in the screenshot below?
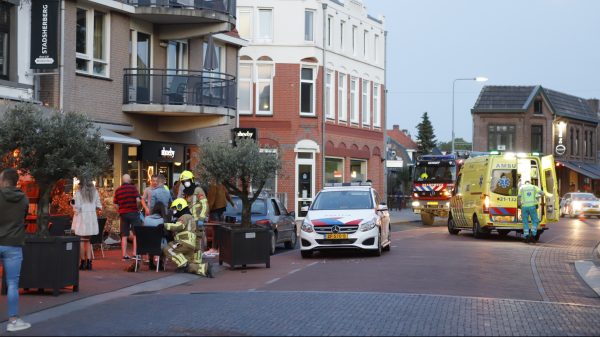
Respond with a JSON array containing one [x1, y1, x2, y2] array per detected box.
[[13, 217, 600, 336]]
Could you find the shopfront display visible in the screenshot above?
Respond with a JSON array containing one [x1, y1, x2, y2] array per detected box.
[[125, 141, 188, 192]]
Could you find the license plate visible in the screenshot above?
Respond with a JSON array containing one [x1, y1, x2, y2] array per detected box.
[[427, 201, 438, 205], [325, 233, 348, 240]]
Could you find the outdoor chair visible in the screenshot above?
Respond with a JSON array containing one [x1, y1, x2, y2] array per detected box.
[[164, 76, 187, 105], [90, 218, 107, 259], [133, 225, 165, 272], [48, 215, 72, 236]]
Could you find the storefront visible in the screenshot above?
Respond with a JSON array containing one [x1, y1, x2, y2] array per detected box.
[[125, 140, 188, 192]]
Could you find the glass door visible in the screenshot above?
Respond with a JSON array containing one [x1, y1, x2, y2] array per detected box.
[[296, 152, 315, 218]]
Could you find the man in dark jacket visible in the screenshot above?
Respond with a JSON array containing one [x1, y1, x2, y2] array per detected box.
[[0, 168, 31, 332]]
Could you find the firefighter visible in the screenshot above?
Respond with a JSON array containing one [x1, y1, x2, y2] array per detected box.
[[178, 170, 209, 250], [163, 198, 213, 277]]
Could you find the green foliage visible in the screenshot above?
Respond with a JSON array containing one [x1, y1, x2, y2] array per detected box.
[[416, 112, 437, 154], [438, 138, 472, 152], [0, 103, 110, 235], [197, 138, 281, 227]]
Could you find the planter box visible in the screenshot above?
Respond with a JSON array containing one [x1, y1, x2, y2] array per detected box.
[[216, 225, 270, 269], [2, 236, 80, 296]]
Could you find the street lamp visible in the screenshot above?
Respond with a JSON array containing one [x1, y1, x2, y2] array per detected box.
[[452, 76, 488, 154]]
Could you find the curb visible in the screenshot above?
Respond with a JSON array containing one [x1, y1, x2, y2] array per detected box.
[[593, 241, 600, 267], [575, 260, 600, 297]]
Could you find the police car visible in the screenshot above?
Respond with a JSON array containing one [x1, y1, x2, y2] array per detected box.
[[299, 182, 391, 258]]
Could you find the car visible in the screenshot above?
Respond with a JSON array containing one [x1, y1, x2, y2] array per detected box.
[[223, 195, 297, 255], [559, 192, 600, 218], [299, 182, 391, 258]]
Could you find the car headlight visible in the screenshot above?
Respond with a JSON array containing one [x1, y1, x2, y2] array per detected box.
[[359, 219, 377, 232], [301, 219, 314, 233], [572, 201, 582, 210], [412, 201, 420, 207]]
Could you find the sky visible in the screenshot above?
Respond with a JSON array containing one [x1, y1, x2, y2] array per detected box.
[[362, 0, 600, 143]]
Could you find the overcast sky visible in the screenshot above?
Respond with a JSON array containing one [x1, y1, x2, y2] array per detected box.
[[362, 0, 600, 143]]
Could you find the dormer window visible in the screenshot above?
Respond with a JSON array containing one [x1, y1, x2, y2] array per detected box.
[[533, 100, 543, 115]]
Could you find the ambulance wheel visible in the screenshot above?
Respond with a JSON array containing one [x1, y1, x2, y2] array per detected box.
[[447, 216, 460, 235], [421, 213, 435, 226], [472, 217, 482, 239], [497, 230, 510, 237]]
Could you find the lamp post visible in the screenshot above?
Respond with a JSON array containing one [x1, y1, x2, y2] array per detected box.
[[452, 76, 488, 154]]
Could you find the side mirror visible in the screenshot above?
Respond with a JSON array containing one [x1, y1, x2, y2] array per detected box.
[[378, 203, 388, 212], [301, 206, 309, 212]]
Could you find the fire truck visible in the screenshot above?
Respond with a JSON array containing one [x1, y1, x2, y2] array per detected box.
[[411, 154, 459, 225]]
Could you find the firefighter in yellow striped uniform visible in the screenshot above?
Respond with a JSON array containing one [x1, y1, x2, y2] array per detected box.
[[163, 198, 213, 277], [179, 170, 209, 250]]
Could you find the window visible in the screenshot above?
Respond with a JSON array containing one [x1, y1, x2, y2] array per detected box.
[[576, 129, 580, 156], [531, 125, 543, 153], [373, 84, 380, 127], [534, 100, 543, 114], [237, 7, 252, 40], [488, 125, 515, 151], [327, 16, 332, 47], [304, 10, 314, 42], [584, 130, 588, 157], [491, 169, 518, 196], [258, 8, 273, 41], [350, 159, 367, 182], [0, 2, 9, 80], [374, 34, 379, 62], [340, 20, 345, 50], [352, 25, 357, 55], [338, 73, 347, 121], [350, 77, 359, 123], [362, 79, 370, 125], [256, 62, 274, 114], [300, 67, 315, 116], [363, 30, 368, 58], [591, 132, 594, 158], [76, 8, 109, 76], [253, 148, 277, 194], [325, 157, 344, 183], [325, 70, 334, 119], [570, 127, 574, 155], [238, 62, 253, 114]]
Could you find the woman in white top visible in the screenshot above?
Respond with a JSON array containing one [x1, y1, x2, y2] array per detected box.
[[71, 179, 102, 271]]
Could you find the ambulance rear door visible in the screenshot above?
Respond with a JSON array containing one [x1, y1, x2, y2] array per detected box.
[[541, 155, 559, 222]]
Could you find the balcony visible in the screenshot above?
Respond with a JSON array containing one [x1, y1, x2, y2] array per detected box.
[[122, 0, 235, 27], [122, 68, 236, 131]]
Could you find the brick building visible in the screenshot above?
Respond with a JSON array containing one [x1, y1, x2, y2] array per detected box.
[[236, 0, 386, 217], [6, 0, 245, 192], [472, 85, 600, 196]]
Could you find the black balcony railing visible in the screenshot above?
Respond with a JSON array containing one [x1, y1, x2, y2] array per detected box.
[[124, 0, 236, 17], [123, 68, 236, 110]]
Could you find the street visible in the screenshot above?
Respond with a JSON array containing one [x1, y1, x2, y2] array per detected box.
[[11, 216, 600, 336]]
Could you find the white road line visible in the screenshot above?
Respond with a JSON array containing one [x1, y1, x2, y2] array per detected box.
[[265, 278, 281, 285], [288, 268, 302, 275], [307, 261, 319, 267]]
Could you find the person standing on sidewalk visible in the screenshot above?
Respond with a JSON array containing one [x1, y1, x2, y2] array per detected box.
[[207, 182, 234, 222], [0, 168, 31, 332], [114, 174, 141, 260], [517, 180, 544, 243], [150, 174, 172, 220], [141, 175, 159, 216], [71, 178, 102, 271]]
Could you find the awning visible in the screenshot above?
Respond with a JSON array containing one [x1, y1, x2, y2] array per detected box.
[[557, 160, 600, 180], [99, 128, 141, 146]]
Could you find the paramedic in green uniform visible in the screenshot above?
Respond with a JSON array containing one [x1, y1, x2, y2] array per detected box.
[[517, 180, 543, 243]]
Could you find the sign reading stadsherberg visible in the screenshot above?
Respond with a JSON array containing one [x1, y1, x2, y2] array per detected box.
[[30, 0, 59, 69]]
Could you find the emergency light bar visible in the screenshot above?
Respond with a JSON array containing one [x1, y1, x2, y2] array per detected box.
[[324, 182, 372, 188]]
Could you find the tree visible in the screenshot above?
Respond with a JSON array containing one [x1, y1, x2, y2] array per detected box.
[[0, 104, 110, 236], [416, 112, 437, 154], [438, 138, 472, 153], [197, 138, 281, 228]]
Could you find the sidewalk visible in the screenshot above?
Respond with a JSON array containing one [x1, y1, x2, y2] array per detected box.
[[388, 208, 421, 224], [575, 242, 600, 297], [0, 246, 198, 323]]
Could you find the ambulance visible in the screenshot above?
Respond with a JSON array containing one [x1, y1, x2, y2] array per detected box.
[[447, 152, 559, 240]]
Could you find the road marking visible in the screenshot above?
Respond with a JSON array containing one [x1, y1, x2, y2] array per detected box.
[[307, 262, 319, 267], [265, 278, 281, 285], [288, 268, 302, 275]]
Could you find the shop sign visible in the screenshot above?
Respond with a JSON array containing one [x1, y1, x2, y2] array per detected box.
[[232, 128, 257, 146], [554, 121, 567, 157], [160, 147, 175, 159], [140, 141, 184, 163], [30, 0, 59, 69]]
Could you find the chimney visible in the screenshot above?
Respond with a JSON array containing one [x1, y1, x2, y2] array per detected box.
[[402, 129, 409, 136], [587, 99, 599, 113], [393, 124, 399, 131]]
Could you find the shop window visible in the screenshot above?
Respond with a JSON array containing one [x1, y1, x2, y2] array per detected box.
[[350, 159, 367, 182], [76, 8, 109, 77], [531, 125, 543, 153], [488, 125, 515, 151], [0, 2, 9, 80], [325, 157, 344, 183], [126, 146, 140, 189]]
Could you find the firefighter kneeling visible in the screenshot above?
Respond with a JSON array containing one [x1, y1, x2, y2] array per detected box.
[[163, 198, 214, 278]]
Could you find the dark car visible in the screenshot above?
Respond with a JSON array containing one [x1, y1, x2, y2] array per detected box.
[[223, 196, 297, 254]]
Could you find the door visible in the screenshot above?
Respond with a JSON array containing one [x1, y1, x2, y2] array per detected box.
[[130, 31, 151, 103], [296, 157, 315, 218], [541, 155, 560, 222]]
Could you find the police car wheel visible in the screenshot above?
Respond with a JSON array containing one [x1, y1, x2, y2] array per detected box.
[[372, 231, 383, 256]]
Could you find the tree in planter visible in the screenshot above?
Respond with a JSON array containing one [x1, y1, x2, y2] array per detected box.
[[0, 104, 109, 236], [197, 138, 281, 227]]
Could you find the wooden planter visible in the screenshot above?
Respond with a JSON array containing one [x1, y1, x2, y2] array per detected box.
[[1, 236, 80, 296], [216, 225, 271, 269]]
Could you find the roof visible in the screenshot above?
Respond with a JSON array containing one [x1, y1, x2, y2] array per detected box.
[[387, 128, 417, 150], [472, 86, 599, 124]]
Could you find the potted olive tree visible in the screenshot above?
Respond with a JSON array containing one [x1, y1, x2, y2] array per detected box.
[[198, 138, 281, 269], [0, 103, 109, 295]]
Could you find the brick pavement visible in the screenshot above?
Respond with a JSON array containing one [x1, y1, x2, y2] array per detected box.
[[11, 291, 600, 336]]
